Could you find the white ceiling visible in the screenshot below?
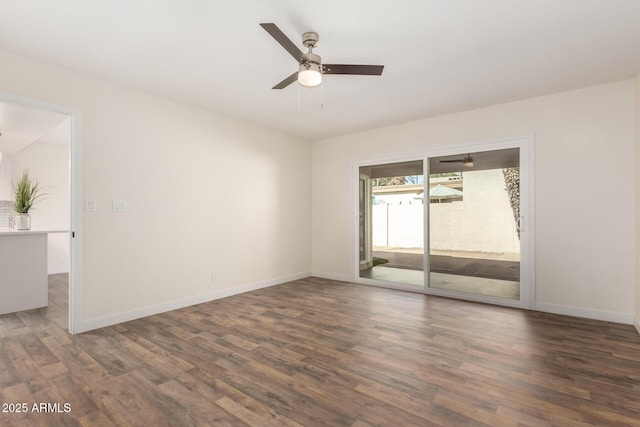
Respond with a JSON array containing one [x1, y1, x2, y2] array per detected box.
[[0, 101, 68, 156], [0, 0, 639, 141]]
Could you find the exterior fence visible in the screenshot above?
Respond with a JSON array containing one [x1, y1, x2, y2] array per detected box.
[[372, 169, 520, 254]]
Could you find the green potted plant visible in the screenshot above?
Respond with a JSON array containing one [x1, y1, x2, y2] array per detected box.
[[12, 169, 46, 230]]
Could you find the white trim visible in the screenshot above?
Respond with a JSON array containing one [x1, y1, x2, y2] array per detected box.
[[536, 302, 634, 325], [0, 91, 83, 334], [634, 317, 640, 335], [423, 153, 430, 292], [75, 271, 311, 333], [523, 135, 536, 309], [69, 111, 83, 334]]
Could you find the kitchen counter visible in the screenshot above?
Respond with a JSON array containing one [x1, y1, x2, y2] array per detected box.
[[0, 229, 69, 315], [0, 228, 68, 235]]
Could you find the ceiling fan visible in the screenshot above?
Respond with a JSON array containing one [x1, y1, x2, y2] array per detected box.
[[439, 154, 474, 167], [260, 23, 384, 89]]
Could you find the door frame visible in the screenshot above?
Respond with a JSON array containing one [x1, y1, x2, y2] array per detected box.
[[353, 135, 535, 309], [358, 173, 373, 271], [353, 153, 428, 293], [0, 91, 83, 332], [423, 135, 535, 309]]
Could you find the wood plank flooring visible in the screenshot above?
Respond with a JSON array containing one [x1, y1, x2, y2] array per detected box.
[[2, 274, 640, 426]]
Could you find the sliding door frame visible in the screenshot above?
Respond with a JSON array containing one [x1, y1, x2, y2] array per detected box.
[[423, 136, 535, 309], [353, 135, 535, 310], [353, 153, 428, 294]]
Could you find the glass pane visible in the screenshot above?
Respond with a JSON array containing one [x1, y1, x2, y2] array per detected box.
[[428, 149, 520, 299], [359, 160, 424, 287]]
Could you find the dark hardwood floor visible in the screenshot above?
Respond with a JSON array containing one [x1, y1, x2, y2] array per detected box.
[[1, 274, 640, 426]]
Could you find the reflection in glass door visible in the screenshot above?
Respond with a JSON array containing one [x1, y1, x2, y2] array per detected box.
[[427, 148, 521, 299], [359, 160, 425, 288]]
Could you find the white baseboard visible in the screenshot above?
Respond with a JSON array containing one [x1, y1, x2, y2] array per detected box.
[[312, 275, 639, 327], [76, 272, 638, 333], [76, 271, 311, 333], [310, 270, 353, 283], [535, 302, 634, 325]]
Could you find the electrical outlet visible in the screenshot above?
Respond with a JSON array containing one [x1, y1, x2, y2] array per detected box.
[[210, 272, 216, 283], [112, 200, 127, 212]]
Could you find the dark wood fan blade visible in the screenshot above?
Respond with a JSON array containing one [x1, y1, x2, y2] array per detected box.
[[439, 160, 464, 163], [260, 23, 307, 63], [272, 72, 298, 89], [322, 64, 384, 75]]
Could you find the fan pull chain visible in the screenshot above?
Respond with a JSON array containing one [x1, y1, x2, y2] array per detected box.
[[320, 77, 324, 110], [297, 83, 301, 113]]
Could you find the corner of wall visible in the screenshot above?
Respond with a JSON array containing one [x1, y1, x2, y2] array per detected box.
[[76, 271, 311, 333], [636, 71, 640, 335]]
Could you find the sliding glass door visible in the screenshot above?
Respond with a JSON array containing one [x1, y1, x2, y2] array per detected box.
[[358, 160, 425, 288], [355, 138, 532, 308], [427, 148, 521, 300]]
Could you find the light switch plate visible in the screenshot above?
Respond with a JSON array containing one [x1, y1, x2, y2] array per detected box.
[[86, 198, 96, 212], [112, 200, 127, 212]]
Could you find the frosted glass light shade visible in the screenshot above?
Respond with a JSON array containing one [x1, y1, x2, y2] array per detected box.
[[298, 69, 322, 87]]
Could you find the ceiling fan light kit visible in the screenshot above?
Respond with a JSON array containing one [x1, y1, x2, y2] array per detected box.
[[260, 23, 384, 90], [298, 36, 322, 87], [298, 67, 322, 87]]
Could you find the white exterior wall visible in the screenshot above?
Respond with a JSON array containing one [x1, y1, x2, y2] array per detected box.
[[372, 170, 519, 254], [387, 203, 424, 248], [430, 169, 519, 254], [312, 80, 637, 323]]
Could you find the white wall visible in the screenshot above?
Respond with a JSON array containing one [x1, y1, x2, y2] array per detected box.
[[636, 72, 640, 334], [11, 140, 70, 274], [0, 49, 311, 331], [312, 80, 637, 323], [0, 158, 12, 200]]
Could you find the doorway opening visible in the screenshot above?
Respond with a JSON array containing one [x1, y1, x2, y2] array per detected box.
[[0, 92, 82, 333]]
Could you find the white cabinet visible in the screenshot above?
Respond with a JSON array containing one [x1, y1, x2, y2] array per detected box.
[[0, 232, 48, 314]]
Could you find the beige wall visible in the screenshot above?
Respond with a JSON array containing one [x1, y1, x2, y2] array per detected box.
[[312, 80, 637, 323], [11, 141, 70, 274], [636, 72, 640, 333], [0, 49, 311, 331]]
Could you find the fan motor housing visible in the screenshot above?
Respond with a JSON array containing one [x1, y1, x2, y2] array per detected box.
[[304, 52, 321, 66], [302, 31, 319, 48]]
